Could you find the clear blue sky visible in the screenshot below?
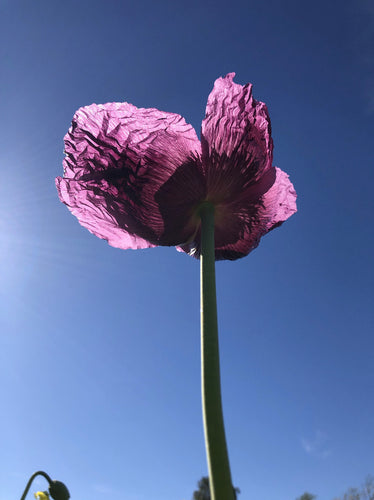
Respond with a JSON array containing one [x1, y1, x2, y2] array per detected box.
[[1, 1, 373, 499]]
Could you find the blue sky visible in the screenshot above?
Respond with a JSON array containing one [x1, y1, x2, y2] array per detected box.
[[1, 1, 373, 499]]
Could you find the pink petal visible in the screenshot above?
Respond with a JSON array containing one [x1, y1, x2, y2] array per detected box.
[[56, 176, 156, 249], [201, 73, 274, 203], [175, 73, 297, 260], [179, 167, 297, 260], [56, 102, 202, 249]]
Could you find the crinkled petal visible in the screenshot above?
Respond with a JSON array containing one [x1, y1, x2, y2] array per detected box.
[[56, 176, 155, 249], [178, 167, 297, 260], [56, 102, 202, 249], [201, 73, 274, 203]]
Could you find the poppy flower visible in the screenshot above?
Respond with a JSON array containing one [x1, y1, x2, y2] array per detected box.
[[56, 73, 296, 260]]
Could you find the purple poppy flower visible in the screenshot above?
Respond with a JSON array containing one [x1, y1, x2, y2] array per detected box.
[[56, 73, 296, 260]]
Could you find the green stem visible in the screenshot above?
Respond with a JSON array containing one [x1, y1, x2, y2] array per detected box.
[[20, 471, 52, 500], [199, 202, 235, 500]]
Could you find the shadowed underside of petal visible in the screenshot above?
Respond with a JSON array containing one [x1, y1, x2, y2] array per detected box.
[[201, 73, 274, 204], [154, 158, 206, 245], [56, 176, 156, 249], [57, 102, 202, 249], [178, 167, 297, 260]]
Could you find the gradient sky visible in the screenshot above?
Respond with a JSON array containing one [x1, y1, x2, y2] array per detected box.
[[1, 1, 373, 500]]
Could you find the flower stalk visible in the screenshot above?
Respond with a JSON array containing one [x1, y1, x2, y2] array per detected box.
[[20, 472, 53, 500], [19, 471, 70, 500], [199, 202, 235, 500]]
